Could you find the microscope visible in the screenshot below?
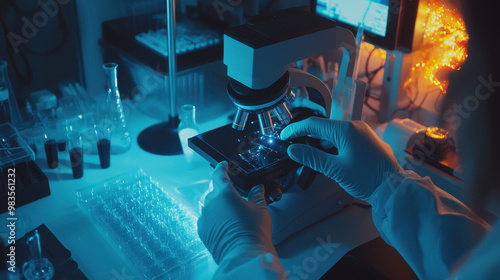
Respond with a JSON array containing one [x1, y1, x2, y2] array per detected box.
[[189, 7, 366, 244]]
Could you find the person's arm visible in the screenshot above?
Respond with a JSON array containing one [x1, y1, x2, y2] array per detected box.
[[197, 162, 288, 279], [371, 170, 490, 279], [280, 118, 490, 279]]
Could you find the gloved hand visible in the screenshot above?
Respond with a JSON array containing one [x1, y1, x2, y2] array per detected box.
[[197, 161, 277, 265], [280, 117, 401, 202]]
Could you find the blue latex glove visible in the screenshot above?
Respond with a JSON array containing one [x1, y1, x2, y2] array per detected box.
[[197, 161, 277, 265], [280, 117, 401, 202]]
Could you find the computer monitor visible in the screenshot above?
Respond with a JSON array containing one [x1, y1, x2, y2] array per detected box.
[[313, 0, 420, 51]]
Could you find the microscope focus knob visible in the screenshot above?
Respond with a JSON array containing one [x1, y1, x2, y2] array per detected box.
[[267, 182, 284, 203]]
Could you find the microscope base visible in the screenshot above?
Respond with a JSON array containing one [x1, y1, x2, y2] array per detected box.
[[269, 174, 354, 245]]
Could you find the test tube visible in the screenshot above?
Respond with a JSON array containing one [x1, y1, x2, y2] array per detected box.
[[96, 126, 111, 169], [43, 138, 58, 169]]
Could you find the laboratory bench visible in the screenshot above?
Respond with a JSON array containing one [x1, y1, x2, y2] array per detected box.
[[1, 98, 418, 280]]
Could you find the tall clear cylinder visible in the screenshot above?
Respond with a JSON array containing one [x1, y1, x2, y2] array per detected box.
[[103, 63, 131, 154], [0, 60, 23, 128]]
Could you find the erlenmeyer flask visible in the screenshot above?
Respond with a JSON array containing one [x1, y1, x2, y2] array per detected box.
[[102, 63, 131, 154], [0, 60, 23, 128]]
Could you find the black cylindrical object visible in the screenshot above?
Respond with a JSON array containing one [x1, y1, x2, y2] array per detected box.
[[69, 147, 84, 179], [44, 139, 58, 169], [97, 139, 111, 169]]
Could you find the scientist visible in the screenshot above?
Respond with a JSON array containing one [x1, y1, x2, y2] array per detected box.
[[197, 0, 500, 279]]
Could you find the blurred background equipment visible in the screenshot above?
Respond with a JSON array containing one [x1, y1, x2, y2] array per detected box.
[[101, 12, 224, 75], [0, 0, 84, 106], [9, 224, 88, 279], [0, 60, 23, 128], [314, 0, 468, 125], [314, 0, 420, 51], [0, 123, 49, 214]]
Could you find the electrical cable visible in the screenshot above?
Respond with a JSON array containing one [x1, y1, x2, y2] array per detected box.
[[364, 100, 379, 113], [434, 90, 444, 112], [363, 47, 385, 113], [392, 77, 442, 119], [409, 90, 429, 118], [408, 86, 442, 118]]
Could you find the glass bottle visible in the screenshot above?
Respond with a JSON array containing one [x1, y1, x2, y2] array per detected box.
[[23, 230, 55, 280], [103, 63, 131, 154], [178, 104, 199, 163], [0, 60, 23, 128]]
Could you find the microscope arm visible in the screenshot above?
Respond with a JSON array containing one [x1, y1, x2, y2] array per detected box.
[[288, 68, 332, 119]]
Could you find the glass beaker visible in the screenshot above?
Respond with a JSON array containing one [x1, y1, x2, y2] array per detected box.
[[178, 104, 199, 163], [66, 116, 84, 179], [95, 123, 111, 169], [41, 110, 58, 169], [0, 60, 23, 128], [102, 63, 131, 154]]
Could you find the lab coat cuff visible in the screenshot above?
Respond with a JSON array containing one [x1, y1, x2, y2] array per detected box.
[[224, 243, 279, 261], [215, 247, 286, 279], [369, 169, 407, 229]]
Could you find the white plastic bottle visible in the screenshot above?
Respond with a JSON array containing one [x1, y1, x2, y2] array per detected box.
[[178, 104, 199, 163]]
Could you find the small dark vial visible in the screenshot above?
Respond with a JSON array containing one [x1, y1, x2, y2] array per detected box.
[[57, 140, 66, 151], [44, 139, 58, 169], [97, 139, 111, 168], [70, 147, 84, 179]]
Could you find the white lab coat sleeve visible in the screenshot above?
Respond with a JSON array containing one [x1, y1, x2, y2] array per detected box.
[[370, 170, 491, 280], [213, 247, 288, 280], [452, 219, 500, 279]]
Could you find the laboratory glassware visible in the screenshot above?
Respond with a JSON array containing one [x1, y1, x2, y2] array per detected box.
[[22, 230, 55, 280], [76, 170, 209, 279], [42, 112, 58, 169], [66, 116, 84, 179], [0, 60, 23, 128], [102, 63, 131, 154], [95, 123, 111, 169], [178, 104, 199, 163]]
